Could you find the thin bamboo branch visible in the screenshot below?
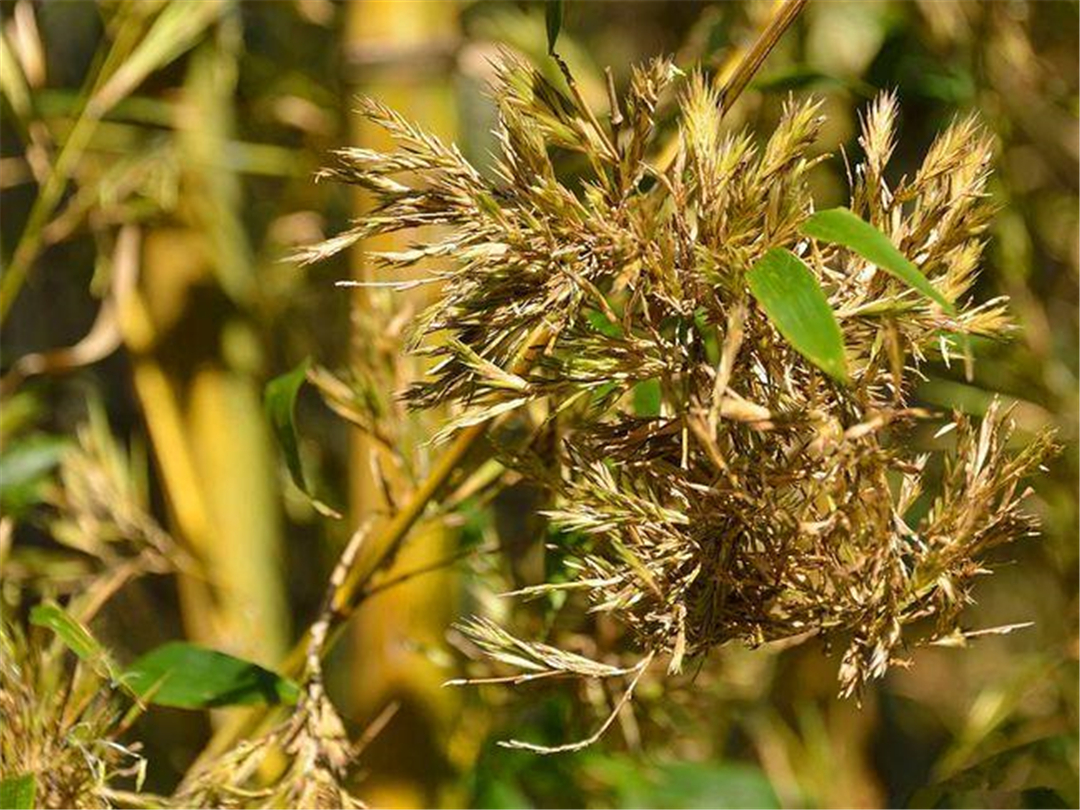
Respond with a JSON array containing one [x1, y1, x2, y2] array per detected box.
[[718, 0, 808, 115], [654, 0, 809, 174], [498, 652, 655, 754], [193, 322, 552, 768]]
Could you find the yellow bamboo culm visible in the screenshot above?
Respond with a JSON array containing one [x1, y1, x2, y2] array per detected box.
[[129, 227, 289, 664], [120, 19, 289, 673], [345, 1, 462, 807]]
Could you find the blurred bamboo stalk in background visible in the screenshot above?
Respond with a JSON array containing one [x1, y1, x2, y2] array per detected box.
[[344, 1, 462, 807], [120, 11, 289, 668]]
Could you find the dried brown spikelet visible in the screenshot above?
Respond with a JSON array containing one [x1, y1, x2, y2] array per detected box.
[[176, 697, 366, 810], [46, 407, 186, 577], [852, 89, 898, 225]]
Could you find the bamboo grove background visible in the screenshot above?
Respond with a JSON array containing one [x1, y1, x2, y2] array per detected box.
[[1, 1, 1077, 807]]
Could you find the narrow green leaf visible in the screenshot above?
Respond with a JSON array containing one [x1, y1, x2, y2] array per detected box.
[[585, 308, 623, 338], [122, 642, 300, 709], [29, 602, 117, 679], [632, 378, 662, 417], [0, 435, 69, 516], [0, 774, 36, 810], [264, 358, 340, 518], [801, 207, 973, 378], [545, 0, 564, 55], [800, 207, 955, 313], [90, 0, 225, 115], [264, 358, 310, 489], [747, 248, 849, 383]]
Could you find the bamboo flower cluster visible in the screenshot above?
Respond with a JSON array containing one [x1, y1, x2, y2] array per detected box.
[[304, 54, 1056, 724]]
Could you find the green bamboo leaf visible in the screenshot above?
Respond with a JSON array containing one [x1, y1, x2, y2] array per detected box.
[[800, 207, 955, 314], [264, 357, 311, 487], [0, 774, 36, 810], [545, 0, 564, 55], [585, 308, 623, 338], [29, 601, 118, 680], [0, 435, 69, 516], [122, 642, 300, 709], [90, 0, 225, 115], [747, 248, 849, 383], [632, 378, 662, 417], [264, 358, 340, 518]]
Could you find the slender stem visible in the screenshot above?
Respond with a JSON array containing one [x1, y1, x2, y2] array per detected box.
[[655, 0, 809, 174], [498, 652, 655, 754], [358, 540, 502, 603], [318, 321, 551, 647], [717, 0, 808, 114], [194, 324, 552, 766], [0, 109, 102, 322]]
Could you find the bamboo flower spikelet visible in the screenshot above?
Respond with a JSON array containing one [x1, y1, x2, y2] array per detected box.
[[300, 55, 1058, 749]]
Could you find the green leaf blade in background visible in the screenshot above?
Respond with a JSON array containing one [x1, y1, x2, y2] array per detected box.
[[122, 641, 301, 709], [545, 0, 564, 55], [632, 761, 780, 809], [90, 0, 226, 115], [800, 207, 955, 313], [264, 357, 340, 518], [29, 601, 118, 680], [584, 308, 623, 338], [0, 774, 36, 810], [264, 358, 310, 490], [0, 435, 69, 517], [747, 248, 849, 384]]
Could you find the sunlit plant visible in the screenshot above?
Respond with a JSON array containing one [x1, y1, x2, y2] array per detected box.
[[299, 53, 1057, 751], [1, 1, 1064, 804]]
